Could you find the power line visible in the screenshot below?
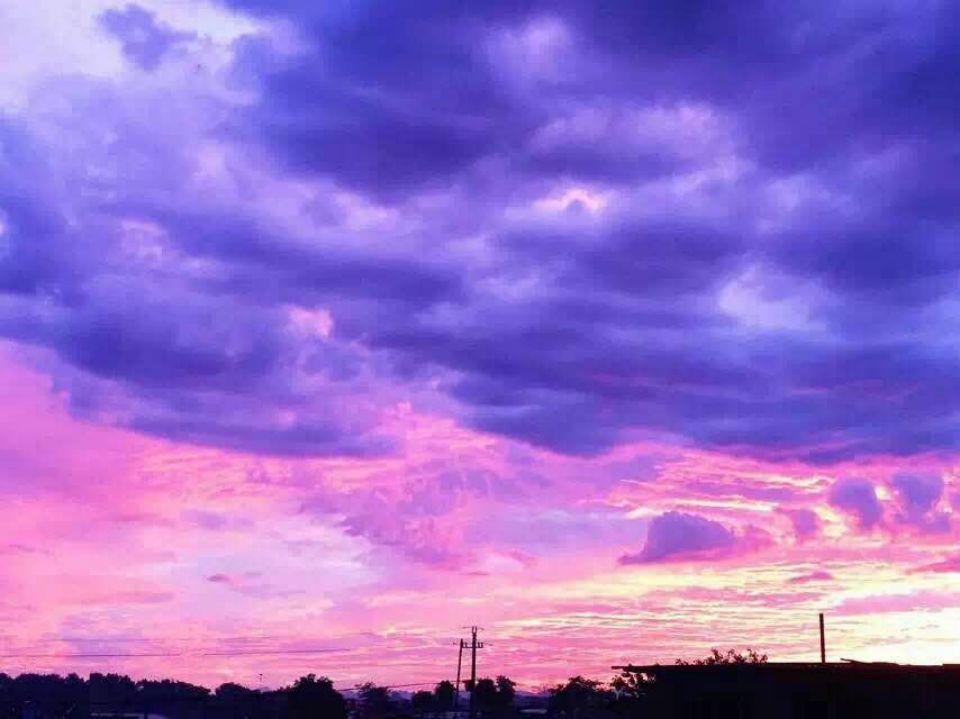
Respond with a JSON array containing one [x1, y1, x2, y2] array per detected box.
[[377, 682, 449, 690]]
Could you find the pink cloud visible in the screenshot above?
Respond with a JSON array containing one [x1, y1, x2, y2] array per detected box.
[[911, 553, 960, 574], [787, 570, 834, 585], [4, 347, 960, 686], [836, 590, 960, 615]]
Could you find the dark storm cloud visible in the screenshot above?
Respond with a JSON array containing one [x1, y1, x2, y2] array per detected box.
[[200, 0, 960, 461], [3, 1, 960, 461], [221, 0, 960, 191], [99, 4, 194, 71], [0, 120, 80, 299], [227, 2, 537, 199], [55, 295, 277, 389], [39, 286, 395, 457], [112, 202, 465, 309]]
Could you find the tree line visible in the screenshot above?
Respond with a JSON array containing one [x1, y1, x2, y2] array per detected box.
[[0, 648, 764, 718], [0, 671, 643, 719]]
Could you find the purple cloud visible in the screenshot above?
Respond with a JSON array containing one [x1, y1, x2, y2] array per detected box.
[[829, 478, 882, 530], [99, 5, 193, 70], [2, 1, 960, 465], [892, 473, 943, 517], [778, 508, 822, 542], [212, 1, 960, 461], [620, 511, 764, 565], [890, 473, 950, 532]]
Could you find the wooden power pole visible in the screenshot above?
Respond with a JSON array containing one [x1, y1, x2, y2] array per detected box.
[[455, 639, 465, 710], [466, 626, 484, 719]]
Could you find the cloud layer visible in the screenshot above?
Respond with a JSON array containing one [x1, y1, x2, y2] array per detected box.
[[2, 0, 960, 688], [2, 1, 960, 463]]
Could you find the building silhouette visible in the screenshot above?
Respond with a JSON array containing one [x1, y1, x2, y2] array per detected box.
[[616, 661, 960, 718]]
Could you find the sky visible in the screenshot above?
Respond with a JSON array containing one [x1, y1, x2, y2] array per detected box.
[[2, 0, 960, 693]]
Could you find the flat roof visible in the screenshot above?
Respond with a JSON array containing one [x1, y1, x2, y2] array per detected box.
[[615, 662, 960, 674]]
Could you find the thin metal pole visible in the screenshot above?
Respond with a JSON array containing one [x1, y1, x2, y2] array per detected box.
[[819, 612, 826, 664]]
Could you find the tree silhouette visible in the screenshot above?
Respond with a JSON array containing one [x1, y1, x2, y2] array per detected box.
[[288, 674, 346, 719], [609, 672, 649, 716], [676, 648, 768, 666], [495, 675, 516, 708], [214, 682, 253, 700], [472, 678, 499, 713], [7, 673, 88, 719], [213, 682, 259, 718], [357, 682, 392, 719], [89, 672, 137, 706], [547, 676, 610, 718], [412, 690, 434, 717], [468, 676, 516, 716], [434, 680, 456, 711]]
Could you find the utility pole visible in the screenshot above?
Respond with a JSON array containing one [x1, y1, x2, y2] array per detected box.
[[455, 639, 465, 711], [466, 626, 484, 719], [819, 612, 826, 664]]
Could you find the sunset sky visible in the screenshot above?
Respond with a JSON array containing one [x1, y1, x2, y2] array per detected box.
[[3, 0, 960, 692]]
